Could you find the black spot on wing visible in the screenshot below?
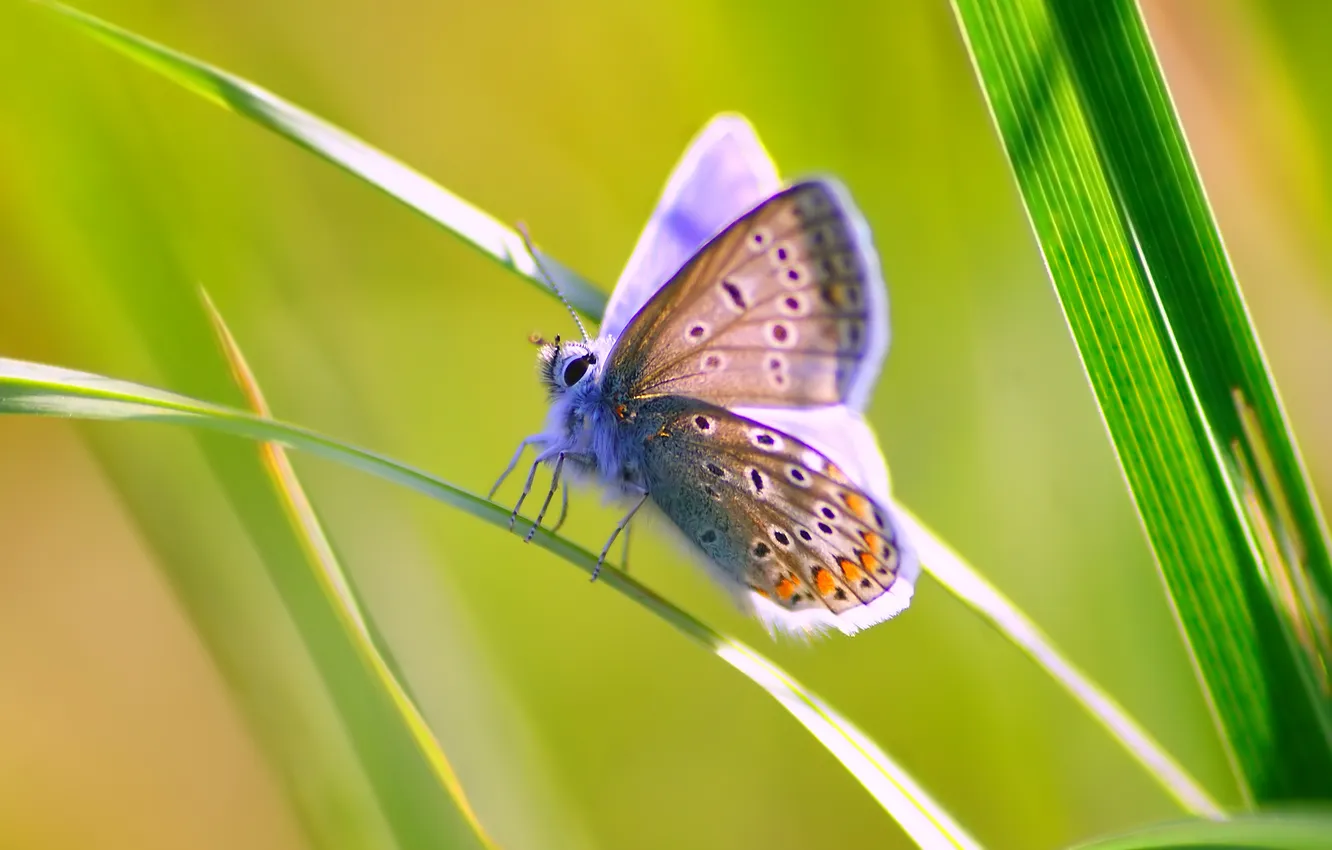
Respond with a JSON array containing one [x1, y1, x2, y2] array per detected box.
[[722, 280, 746, 309]]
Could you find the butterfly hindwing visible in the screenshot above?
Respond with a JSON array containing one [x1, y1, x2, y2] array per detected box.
[[605, 181, 889, 412], [629, 395, 915, 635]]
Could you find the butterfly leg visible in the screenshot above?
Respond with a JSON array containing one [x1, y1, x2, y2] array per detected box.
[[549, 478, 570, 534], [591, 490, 648, 582], [489, 435, 543, 501], [619, 521, 632, 573], [524, 452, 565, 542], [507, 454, 546, 531]]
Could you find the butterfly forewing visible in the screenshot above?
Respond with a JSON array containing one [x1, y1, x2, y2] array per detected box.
[[606, 182, 886, 410], [631, 396, 911, 634], [602, 115, 780, 341]]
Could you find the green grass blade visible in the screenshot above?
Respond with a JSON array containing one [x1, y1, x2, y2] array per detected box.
[[951, 0, 1332, 800], [31, 0, 606, 319], [1071, 811, 1332, 850], [898, 509, 1221, 817], [0, 356, 980, 850], [201, 290, 501, 850], [33, 0, 1223, 814]]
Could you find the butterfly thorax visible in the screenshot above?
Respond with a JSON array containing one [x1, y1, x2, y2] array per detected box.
[[535, 335, 650, 498]]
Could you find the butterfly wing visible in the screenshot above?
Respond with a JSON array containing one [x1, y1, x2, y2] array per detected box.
[[732, 404, 894, 500], [630, 396, 918, 635], [606, 181, 889, 412], [601, 114, 781, 341]]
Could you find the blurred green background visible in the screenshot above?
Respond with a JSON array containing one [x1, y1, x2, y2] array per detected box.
[[1, 0, 1329, 848]]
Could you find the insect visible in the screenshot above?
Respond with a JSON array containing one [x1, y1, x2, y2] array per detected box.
[[491, 115, 919, 635]]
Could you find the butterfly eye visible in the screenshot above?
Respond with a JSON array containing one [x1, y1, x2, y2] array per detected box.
[[562, 354, 595, 387]]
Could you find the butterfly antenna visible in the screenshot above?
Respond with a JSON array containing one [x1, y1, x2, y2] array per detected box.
[[517, 221, 590, 343]]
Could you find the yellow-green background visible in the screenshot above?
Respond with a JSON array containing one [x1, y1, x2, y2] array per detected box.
[[1, 0, 1329, 848]]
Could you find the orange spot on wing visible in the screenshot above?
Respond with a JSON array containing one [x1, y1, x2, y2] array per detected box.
[[838, 557, 863, 583], [862, 531, 886, 557], [825, 464, 849, 484], [842, 491, 870, 519], [813, 567, 835, 597], [859, 550, 880, 572], [775, 577, 798, 600], [753, 587, 771, 599]]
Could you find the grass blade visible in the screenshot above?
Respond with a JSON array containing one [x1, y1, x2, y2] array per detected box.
[[714, 643, 980, 850], [897, 508, 1221, 817], [0, 355, 979, 850], [1071, 811, 1332, 850], [34, 0, 1222, 814], [951, 0, 1332, 800], [31, 0, 606, 319], [201, 290, 500, 849]]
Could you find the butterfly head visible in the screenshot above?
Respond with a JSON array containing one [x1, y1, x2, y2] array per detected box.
[[535, 333, 603, 398]]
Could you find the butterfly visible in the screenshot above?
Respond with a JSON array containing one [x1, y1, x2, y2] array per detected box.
[[492, 114, 919, 636]]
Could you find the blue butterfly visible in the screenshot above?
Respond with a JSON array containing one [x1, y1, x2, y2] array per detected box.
[[494, 115, 919, 636]]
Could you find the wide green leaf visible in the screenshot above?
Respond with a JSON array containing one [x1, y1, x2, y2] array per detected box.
[[0, 356, 980, 850], [951, 0, 1332, 800]]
